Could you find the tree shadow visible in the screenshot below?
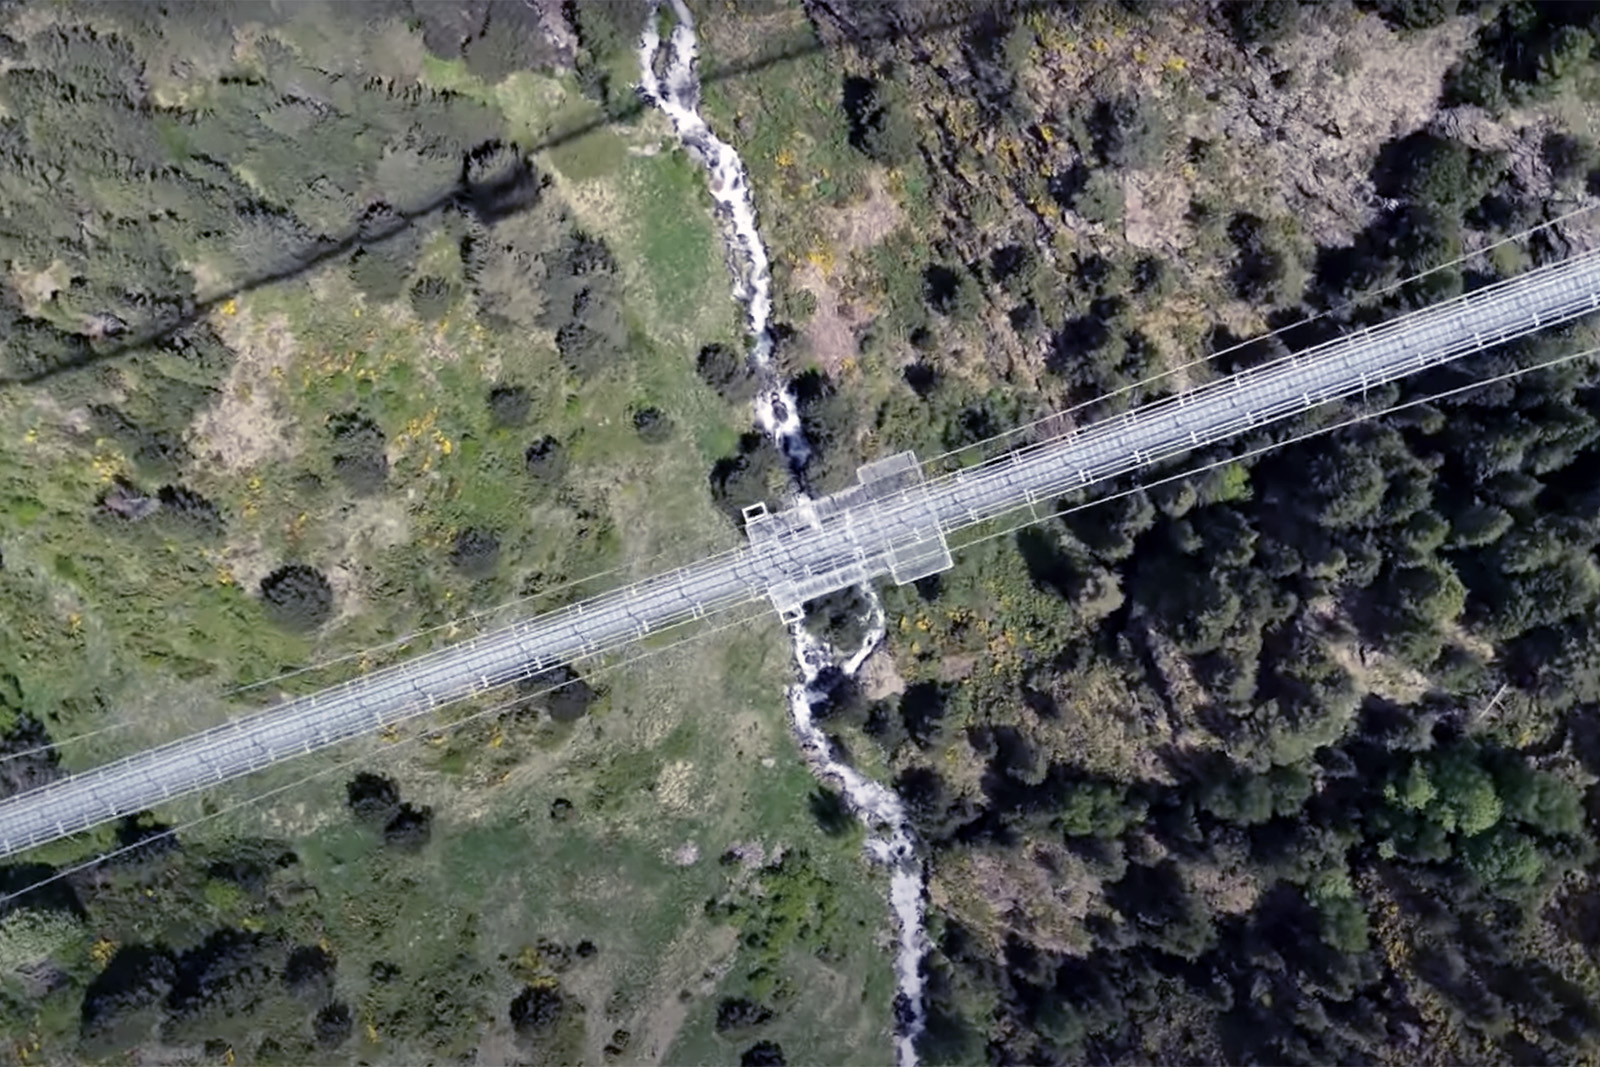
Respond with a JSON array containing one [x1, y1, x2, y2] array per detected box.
[[0, 3, 1045, 389], [1015, 526, 1073, 597], [808, 786, 855, 837]]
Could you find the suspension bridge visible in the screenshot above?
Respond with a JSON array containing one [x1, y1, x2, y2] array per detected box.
[[2, 248, 1599, 860]]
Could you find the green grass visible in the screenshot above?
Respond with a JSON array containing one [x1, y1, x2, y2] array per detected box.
[[542, 107, 631, 182], [628, 152, 730, 328], [421, 57, 630, 183], [85, 622, 896, 1065], [0, 31, 900, 1066], [696, 7, 875, 254], [0, 35, 761, 753]]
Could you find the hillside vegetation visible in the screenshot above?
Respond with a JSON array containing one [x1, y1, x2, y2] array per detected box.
[[3, 1, 1600, 1065], [697, 0, 1600, 1062]]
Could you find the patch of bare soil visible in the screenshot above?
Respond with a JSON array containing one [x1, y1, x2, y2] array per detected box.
[[794, 169, 904, 374], [214, 531, 274, 604], [829, 170, 906, 249], [192, 303, 299, 473], [655, 759, 696, 812], [933, 842, 1099, 957], [859, 645, 906, 701], [1122, 170, 1189, 252], [1185, 859, 1262, 916], [1211, 13, 1479, 247], [9, 258, 69, 316], [793, 258, 873, 376], [310, 495, 412, 628], [627, 920, 740, 1063], [1306, 597, 1432, 705]]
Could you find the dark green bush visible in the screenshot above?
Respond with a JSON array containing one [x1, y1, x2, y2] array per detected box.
[[696, 342, 757, 403], [259, 564, 334, 632], [410, 276, 455, 322], [510, 984, 568, 1037], [328, 412, 388, 496], [842, 76, 919, 165], [345, 771, 399, 825], [524, 435, 567, 486], [1090, 94, 1172, 171], [486, 384, 532, 428], [1225, 0, 1302, 45], [156, 484, 223, 536], [632, 406, 673, 443], [313, 1002, 352, 1048], [382, 802, 432, 850], [450, 528, 501, 577]]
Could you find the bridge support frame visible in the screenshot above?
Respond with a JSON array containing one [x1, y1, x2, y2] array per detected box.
[[745, 451, 952, 621]]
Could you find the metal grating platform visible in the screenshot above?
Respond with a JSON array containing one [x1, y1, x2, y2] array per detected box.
[[4, 249, 1598, 861], [744, 451, 953, 619], [856, 451, 953, 585]]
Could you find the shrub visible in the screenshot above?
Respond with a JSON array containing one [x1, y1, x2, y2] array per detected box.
[[989, 243, 1033, 292], [464, 141, 541, 223], [410, 276, 455, 322], [1374, 132, 1501, 212], [808, 785, 856, 835], [1047, 163, 1091, 210], [259, 564, 334, 632], [1090, 94, 1171, 170], [842, 76, 919, 165], [79, 943, 177, 1040], [510, 984, 567, 1036], [1367, 0, 1458, 30], [314, 1002, 352, 1048], [1132, 254, 1171, 296], [165, 928, 281, 1025], [382, 803, 433, 850], [1225, 0, 1301, 45], [487, 384, 532, 428], [803, 586, 877, 656], [283, 944, 335, 1000], [532, 664, 597, 723], [1542, 130, 1594, 185], [348, 247, 409, 303], [709, 434, 784, 524], [715, 997, 774, 1033], [1227, 212, 1304, 305], [554, 283, 626, 378], [327, 412, 388, 496], [450, 527, 501, 577], [0, 907, 81, 972], [903, 361, 939, 397], [741, 1040, 787, 1066], [565, 231, 616, 276], [156, 484, 223, 535], [0, 710, 60, 798], [1073, 170, 1124, 227], [524, 435, 568, 485], [923, 264, 981, 320], [696, 342, 757, 403], [632, 406, 673, 443], [345, 772, 400, 825]]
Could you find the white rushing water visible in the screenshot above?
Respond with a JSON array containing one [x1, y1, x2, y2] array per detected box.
[[637, 4, 929, 1064], [635, 0, 810, 467]]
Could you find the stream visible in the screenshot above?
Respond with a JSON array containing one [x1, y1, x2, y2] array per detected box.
[[637, 4, 929, 1063]]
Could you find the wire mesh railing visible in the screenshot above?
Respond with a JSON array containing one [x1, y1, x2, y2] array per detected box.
[[3, 247, 1600, 859]]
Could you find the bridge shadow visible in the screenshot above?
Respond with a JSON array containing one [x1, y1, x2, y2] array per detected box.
[[0, 0, 1048, 389]]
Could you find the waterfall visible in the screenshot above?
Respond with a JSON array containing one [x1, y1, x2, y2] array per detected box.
[[638, 5, 928, 1063]]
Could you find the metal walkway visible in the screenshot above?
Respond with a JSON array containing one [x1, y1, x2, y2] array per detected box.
[[2, 249, 1598, 859]]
